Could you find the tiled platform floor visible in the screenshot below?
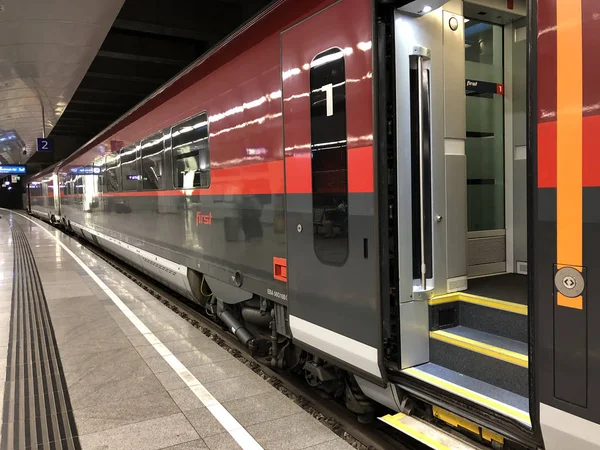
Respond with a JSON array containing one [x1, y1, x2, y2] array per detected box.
[[0, 211, 352, 450]]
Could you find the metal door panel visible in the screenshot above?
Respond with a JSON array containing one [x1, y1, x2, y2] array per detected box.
[[281, 0, 382, 380]]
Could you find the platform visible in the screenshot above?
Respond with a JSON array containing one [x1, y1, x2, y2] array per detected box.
[[0, 210, 352, 450]]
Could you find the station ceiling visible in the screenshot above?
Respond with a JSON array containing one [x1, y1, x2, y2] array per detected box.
[[0, 0, 125, 165], [1, 0, 273, 167]]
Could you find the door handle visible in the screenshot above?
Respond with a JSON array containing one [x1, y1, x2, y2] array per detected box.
[[411, 46, 431, 290]]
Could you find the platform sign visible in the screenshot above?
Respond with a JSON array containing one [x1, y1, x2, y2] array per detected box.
[[0, 165, 26, 174], [11, 175, 17, 183], [37, 138, 53, 153]]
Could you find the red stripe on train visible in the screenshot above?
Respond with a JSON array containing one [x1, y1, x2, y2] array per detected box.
[[538, 121, 557, 188], [285, 145, 374, 194], [539, 116, 600, 188], [583, 114, 600, 186]]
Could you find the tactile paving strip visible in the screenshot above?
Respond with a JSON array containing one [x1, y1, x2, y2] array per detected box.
[[1, 222, 81, 450]]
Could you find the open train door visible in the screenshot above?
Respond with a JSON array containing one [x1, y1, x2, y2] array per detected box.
[[281, 0, 385, 384]]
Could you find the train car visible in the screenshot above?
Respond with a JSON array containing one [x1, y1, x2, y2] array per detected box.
[[28, 162, 61, 224], [27, 0, 600, 449]]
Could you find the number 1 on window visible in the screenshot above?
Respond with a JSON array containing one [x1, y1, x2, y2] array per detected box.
[[323, 83, 333, 117]]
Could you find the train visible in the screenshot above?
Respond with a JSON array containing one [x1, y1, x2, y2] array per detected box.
[[26, 0, 600, 449]]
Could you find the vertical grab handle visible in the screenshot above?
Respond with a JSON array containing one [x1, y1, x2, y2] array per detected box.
[[411, 46, 431, 291]]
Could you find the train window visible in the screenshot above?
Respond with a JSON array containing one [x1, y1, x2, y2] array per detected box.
[[310, 48, 349, 266], [94, 164, 103, 194], [171, 112, 210, 189], [141, 132, 164, 190], [105, 152, 121, 192], [120, 144, 141, 191]]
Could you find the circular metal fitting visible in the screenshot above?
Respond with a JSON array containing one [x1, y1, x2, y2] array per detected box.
[[449, 17, 459, 31], [297, 224, 303, 233], [554, 267, 584, 298]]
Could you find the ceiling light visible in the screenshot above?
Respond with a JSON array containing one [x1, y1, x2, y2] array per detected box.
[[422, 5, 432, 13]]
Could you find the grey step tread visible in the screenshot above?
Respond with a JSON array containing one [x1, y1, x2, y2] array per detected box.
[[466, 274, 528, 305], [458, 302, 527, 343], [430, 336, 528, 396], [437, 326, 527, 355], [404, 363, 530, 425]]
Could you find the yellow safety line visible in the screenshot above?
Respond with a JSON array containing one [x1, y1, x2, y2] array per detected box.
[[403, 367, 531, 426], [430, 330, 528, 368], [429, 293, 527, 315], [379, 413, 452, 450]]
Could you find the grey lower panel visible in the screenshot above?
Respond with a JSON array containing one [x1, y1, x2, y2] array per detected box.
[[417, 363, 529, 413], [445, 153, 468, 279], [540, 403, 600, 450], [399, 301, 429, 369], [468, 235, 506, 266], [355, 376, 401, 412], [2, 222, 80, 449]]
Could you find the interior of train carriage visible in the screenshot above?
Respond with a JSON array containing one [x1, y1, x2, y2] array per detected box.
[[390, 0, 532, 429]]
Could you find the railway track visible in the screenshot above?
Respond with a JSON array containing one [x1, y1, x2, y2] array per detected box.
[[68, 230, 419, 450]]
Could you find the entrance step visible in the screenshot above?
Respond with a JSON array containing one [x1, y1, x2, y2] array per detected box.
[[402, 363, 530, 427], [379, 411, 484, 450], [430, 292, 527, 342], [466, 274, 528, 304], [430, 326, 528, 397]]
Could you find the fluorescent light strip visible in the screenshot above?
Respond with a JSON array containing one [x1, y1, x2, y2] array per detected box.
[[6, 210, 264, 450]]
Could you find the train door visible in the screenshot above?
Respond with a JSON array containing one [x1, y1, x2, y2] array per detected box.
[[390, 0, 536, 441], [534, 1, 600, 448], [281, 0, 384, 382]]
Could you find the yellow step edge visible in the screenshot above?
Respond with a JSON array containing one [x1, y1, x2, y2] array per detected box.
[[379, 412, 480, 450], [429, 292, 528, 315], [403, 367, 531, 426], [430, 330, 528, 368]]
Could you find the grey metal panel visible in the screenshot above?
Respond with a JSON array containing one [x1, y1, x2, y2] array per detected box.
[[393, 10, 415, 303], [399, 300, 429, 369], [355, 376, 401, 412], [442, 0, 463, 16], [512, 22, 527, 148], [286, 193, 380, 347], [512, 22, 528, 267], [442, 9, 466, 140], [513, 159, 528, 264], [204, 275, 253, 303], [465, 0, 527, 18], [395, 4, 466, 297], [395, 6, 448, 295], [541, 403, 600, 450], [537, 189, 600, 425], [60, 193, 287, 304], [468, 235, 506, 266], [445, 153, 467, 278], [468, 261, 506, 277]]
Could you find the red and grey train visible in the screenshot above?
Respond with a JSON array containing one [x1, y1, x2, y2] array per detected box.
[[26, 0, 600, 448]]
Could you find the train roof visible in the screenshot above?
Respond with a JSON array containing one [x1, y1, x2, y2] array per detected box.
[[28, 160, 64, 182], [51, 0, 328, 173]]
